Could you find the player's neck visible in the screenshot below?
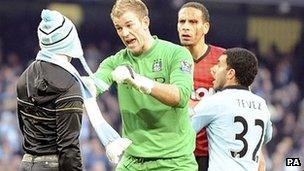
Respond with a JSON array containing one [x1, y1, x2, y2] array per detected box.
[[223, 80, 238, 88], [188, 40, 208, 60], [142, 32, 155, 54]]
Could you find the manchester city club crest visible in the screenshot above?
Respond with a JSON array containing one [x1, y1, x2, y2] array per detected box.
[[152, 59, 162, 72]]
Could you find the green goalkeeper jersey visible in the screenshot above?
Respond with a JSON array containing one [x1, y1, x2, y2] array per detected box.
[[95, 37, 195, 158]]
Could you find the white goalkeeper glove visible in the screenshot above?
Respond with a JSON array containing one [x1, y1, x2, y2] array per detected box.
[[105, 137, 132, 164], [81, 76, 97, 97], [112, 65, 155, 94]]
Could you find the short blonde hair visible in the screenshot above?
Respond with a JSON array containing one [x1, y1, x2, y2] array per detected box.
[[111, 0, 149, 19]]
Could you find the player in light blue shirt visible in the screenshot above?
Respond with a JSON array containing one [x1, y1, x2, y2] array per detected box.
[[191, 48, 272, 171]]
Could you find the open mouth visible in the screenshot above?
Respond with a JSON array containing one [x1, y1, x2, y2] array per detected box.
[[126, 38, 136, 45]]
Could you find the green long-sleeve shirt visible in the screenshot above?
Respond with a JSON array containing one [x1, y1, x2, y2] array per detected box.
[[95, 37, 195, 158]]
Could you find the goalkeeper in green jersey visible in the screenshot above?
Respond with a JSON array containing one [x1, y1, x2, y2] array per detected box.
[[86, 0, 197, 170]]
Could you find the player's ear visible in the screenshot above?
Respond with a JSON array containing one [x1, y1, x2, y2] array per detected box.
[[203, 22, 210, 34], [142, 16, 150, 30], [226, 68, 236, 81]]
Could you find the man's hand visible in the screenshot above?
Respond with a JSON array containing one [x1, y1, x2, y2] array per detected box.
[[112, 65, 154, 94], [105, 138, 132, 164], [111, 66, 133, 84]]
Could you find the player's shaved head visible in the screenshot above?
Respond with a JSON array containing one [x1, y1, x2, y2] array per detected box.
[[180, 2, 210, 22], [111, 0, 149, 20]]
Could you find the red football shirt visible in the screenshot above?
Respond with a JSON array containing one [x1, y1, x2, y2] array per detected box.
[[190, 45, 225, 157]]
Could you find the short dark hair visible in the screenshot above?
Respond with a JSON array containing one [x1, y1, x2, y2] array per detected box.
[[180, 2, 210, 22], [224, 48, 258, 87]]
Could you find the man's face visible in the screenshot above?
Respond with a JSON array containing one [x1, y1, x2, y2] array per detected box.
[[177, 7, 208, 46], [212, 54, 229, 90], [113, 11, 147, 55]]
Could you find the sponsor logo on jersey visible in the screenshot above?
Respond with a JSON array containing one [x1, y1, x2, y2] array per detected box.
[[191, 87, 212, 100], [152, 59, 162, 72], [154, 77, 165, 83], [191, 87, 207, 100]]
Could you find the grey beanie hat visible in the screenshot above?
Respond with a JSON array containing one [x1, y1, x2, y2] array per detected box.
[[37, 9, 83, 58]]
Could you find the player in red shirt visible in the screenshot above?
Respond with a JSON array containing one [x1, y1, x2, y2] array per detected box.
[[177, 2, 225, 171]]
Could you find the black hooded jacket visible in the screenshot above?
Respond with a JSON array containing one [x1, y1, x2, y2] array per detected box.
[[17, 60, 83, 171]]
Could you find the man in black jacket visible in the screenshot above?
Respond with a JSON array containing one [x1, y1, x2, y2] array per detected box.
[[17, 9, 132, 171], [17, 10, 84, 171]]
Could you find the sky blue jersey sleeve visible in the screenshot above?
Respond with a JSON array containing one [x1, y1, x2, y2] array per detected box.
[[264, 116, 273, 144], [191, 96, 218, 133]]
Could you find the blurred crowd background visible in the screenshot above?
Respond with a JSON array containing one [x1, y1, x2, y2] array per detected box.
[[0, 0, 304, 171]]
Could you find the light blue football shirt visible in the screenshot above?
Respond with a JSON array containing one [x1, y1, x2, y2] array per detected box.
[[191, 86, 272, 171]]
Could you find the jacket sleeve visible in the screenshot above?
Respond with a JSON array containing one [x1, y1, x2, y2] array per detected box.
[[55, 82, 84, 171]]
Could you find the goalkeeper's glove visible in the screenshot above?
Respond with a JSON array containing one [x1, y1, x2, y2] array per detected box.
[[105, 137, 132, 164], [111, 65, 154, 94]]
